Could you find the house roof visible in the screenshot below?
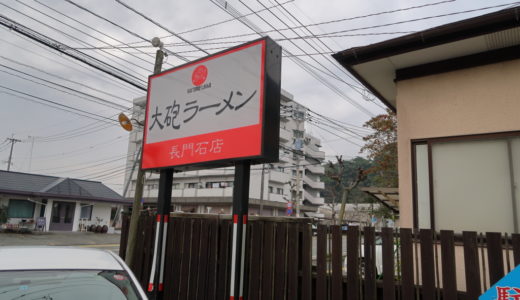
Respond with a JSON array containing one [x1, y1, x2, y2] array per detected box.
[[0, 170, 128, 204], [332, 6, 520, 110]]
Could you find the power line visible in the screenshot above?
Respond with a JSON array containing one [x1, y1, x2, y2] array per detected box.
[[0, 14, 147, 91], [117, 0, 453, 47], [0, 85, 118, 124], [0, 55, 132, 103], [308, 122, 363, 148], [243, 0, 363, 93], [18, 135, 126, 160], [266, 0, 382, 106], [210, 0, 375, 117], [150, 2, 515, 45], [30, 0, 174, 70], [0, 30, 143, 95], [0, 65, 130, 111], [63, 0, 190, 63], [286, 2, 520, 39], [33, 113, 125, 142], [19, 0, 161, 70], [115, 0, 210, 55], [75, 30, 414, 51], [111, 0, 295, 48], [2, 2, 151, 78], [16, 0, 155, 71], [254, 0, 378, 109]]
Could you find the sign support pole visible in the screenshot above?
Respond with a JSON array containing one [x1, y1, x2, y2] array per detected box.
[[147, 169, 173, 300], [230, 161, 251, 300]]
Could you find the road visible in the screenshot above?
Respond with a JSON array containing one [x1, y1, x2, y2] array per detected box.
[[0, 231, 121, 253]]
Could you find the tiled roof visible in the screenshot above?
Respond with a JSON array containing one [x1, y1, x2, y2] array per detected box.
[[0, 170, 126, 203]]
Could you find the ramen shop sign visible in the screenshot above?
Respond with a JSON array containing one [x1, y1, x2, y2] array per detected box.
[[142, 37, 281, 170]]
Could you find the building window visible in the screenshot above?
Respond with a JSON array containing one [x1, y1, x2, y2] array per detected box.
[[293, 111, 305, 120], [185, 182, 198, 189], [292, 170, 297, 176], [7, 199, 35, 218], [268, 186, 273, 193], [172, 183, 180, 189], [278, 166, 284, 172], [276, 188, 284, 195], [206, 182, 221, 189], [147, 183, 158, 190], [223, 181, 233, 188], [293, 130, 304, 138], [413, 133, 520, 233], [80, 204, 93, 220], [204, 181, 233, 188]]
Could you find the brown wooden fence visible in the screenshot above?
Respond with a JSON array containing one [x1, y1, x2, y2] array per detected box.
[[120, 213, 520, 300]]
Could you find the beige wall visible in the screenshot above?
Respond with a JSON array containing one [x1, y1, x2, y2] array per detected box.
[[396, 58, 520, 227]]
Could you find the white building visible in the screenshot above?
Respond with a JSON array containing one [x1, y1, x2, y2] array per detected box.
[[124, 90, 326, 216], [0, 170, 127, 231]]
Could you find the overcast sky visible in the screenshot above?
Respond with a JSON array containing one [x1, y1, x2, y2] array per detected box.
[[0, 0, 516, 193]]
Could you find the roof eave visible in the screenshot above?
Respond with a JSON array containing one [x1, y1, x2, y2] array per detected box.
[[334, 7, 520, 66], [0, 189, 129, 204]]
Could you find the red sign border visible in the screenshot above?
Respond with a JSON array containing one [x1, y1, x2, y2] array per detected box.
[[141, 38, 273, 171]]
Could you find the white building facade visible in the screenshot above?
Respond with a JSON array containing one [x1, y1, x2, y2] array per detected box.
[[0, 171, 127, 232], [124, 90, 325, 217]]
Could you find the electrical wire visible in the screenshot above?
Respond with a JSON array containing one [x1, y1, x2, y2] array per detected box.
[[16, 0, 157, 72], [1, 2, 151, 79], [210, 0, 375, 117], [0, 14, 147, 91], [117, 0, 454, 47], [0, 55, 132, 103], [143, 2, 517, 45], [0, 66, 130, 111], [265, 0, 385, 110], [0, 86, 118, 124], [115, 0, 210, 55], [111, 0, 295, 48], [63, 0, 190, 63], [0, 30, 143, 95], [30, 0, 174, 69]]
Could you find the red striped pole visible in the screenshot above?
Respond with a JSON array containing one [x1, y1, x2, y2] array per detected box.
[[148, 169, 173, 300], [148, 214, 162, 292], [229, 161, 250, 300], [159, 214, 169, 292]]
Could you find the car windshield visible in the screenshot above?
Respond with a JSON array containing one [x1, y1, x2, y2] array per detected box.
[[0, 270, 142, 300]]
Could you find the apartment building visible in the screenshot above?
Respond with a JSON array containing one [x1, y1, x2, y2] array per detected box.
[[124, 90, 325, 217]]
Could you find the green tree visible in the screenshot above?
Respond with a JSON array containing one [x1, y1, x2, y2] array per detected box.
[[360, 109, 398, 187], [0, 205, 8, 224]]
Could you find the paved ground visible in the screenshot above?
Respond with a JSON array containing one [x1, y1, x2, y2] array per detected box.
[[0, 231, 121, 253]]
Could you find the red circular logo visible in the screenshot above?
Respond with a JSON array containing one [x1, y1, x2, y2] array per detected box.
[[192, 65, 208, 86]]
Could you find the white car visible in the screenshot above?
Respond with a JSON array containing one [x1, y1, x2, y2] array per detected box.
[[0, 246, 147, 300]]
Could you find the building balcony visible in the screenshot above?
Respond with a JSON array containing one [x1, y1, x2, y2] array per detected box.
[[269, 170, 291, 184], [304, 190, 325, 205], [171, 187, 234, 198], [304, 147, 325, 161], [268, 193, 287, 203], [303, 175, 325, 190], [197, 187, 231, 197], [305, 163, 325, 175]]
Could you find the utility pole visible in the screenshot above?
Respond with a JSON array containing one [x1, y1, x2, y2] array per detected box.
[[125, 38, 165, 268], [293, 106, 304, 217], [28, 136, 36, 172], [259, 163, 265, 215], [6, 136, 21, 171]]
